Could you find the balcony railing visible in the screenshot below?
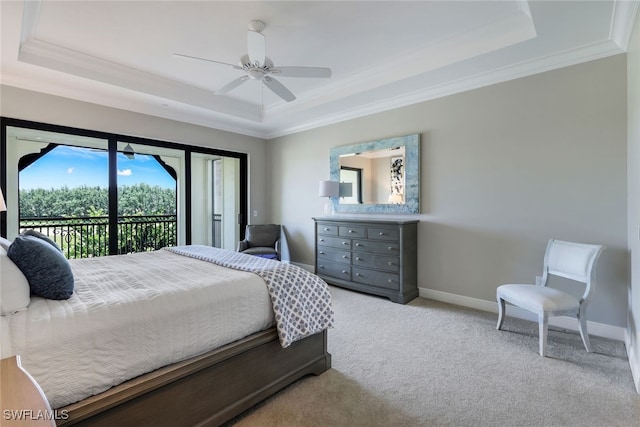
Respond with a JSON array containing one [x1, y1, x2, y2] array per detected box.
[[20, 215, 177, 259]]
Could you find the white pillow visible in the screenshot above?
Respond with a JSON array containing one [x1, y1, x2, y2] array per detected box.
[[0, 247, 31, 315], [0, 237, 10, 252]]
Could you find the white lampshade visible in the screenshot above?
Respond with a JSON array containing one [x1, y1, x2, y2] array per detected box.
[[319, 180, 339, 197], [0, 189, 6, 212]]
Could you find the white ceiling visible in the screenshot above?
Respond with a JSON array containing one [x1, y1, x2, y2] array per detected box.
[[1, 1, 637, 139]]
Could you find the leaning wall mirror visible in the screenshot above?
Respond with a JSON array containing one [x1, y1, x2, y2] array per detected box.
[[330, 134, 420, 214]]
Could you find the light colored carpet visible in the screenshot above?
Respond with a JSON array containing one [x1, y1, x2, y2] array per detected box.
[[228, 286, 640, 427]]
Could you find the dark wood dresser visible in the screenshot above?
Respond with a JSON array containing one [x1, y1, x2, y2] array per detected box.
[[313, 217, 419, 304]]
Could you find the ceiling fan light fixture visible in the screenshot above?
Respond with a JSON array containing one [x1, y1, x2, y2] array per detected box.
[[248, 68, 265, 80], [123, 143, 135, 160], [248, 20, 265, 33]]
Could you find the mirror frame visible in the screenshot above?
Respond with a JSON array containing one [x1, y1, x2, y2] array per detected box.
[[330, 134, 420, 214]]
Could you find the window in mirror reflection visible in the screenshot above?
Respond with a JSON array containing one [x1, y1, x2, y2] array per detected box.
[[339, 167, 362, 204]]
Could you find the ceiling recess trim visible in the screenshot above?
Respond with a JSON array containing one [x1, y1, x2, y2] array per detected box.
[[9, 0, 639, 141]]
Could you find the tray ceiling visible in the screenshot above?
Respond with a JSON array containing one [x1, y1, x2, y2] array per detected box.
[[1, 1, 636, 138]]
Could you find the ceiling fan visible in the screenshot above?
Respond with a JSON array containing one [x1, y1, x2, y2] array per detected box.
[[175, 20, 332, 102]]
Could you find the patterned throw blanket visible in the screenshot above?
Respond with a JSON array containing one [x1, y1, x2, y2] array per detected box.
[[166, 245, 334, 348]]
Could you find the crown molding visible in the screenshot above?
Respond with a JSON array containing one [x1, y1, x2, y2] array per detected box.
[[0, 73, 268, 140], [265, 38, 624, 139], [610, 0, 640, 50]]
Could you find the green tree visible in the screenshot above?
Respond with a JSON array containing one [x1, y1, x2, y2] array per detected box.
[[19, 184, 177, 258], [19, 184, 176, 217]]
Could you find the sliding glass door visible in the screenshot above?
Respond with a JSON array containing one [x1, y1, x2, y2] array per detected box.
[[1, 119, 248, 258], [190, 152, 240, 251], [116, 141, 182, 254]]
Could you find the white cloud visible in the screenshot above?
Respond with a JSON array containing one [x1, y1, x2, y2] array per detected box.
[[67, 167, 74, 174], [117, 169, 132, 176]]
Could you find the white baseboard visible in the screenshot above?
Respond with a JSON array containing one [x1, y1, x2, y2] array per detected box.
[[625, 330, 640, 393], [419, 287, 626, 342]]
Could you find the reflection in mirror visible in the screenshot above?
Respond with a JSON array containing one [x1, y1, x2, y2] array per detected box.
[[330, 134, 420, 214], [339, 146, 405, 205]]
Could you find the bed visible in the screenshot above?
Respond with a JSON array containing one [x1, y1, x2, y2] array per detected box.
[[0, 238, 333, 426]]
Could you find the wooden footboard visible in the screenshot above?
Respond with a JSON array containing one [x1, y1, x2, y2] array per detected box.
[[57, 328, 331, 426]]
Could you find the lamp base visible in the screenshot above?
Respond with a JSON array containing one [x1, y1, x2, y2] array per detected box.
[[323, 199, 334, 216]]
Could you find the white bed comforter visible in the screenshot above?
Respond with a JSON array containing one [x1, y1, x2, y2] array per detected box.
[[1, 249, 275, 409], [167, 245, 334, 348]]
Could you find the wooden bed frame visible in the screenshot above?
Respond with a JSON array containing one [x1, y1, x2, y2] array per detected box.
[[56, 328, 331, 426]]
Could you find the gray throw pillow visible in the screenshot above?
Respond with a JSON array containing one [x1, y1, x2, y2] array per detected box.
[[7, 235, 74, 300], [21, 229, 61, 251]]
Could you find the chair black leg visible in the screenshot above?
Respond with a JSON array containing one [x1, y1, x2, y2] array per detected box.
[[496, 298, 506, 330]]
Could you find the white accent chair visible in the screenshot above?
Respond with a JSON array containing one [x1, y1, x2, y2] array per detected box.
[[496, 239, 604, 357]]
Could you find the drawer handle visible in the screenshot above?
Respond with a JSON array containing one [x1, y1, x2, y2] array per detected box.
[[319, 251, 325, 254], [319, 265, 324, 269], [388, 246, 394, 251], [388, 279, 395, 283], [348, 229, 355, 234], [379, 232, 385, 236], [342, 270, 348, 274], [342, 255, 349, 259], [355, 273, 362, 277], [355, 243, 362, 247], [388, 261, 395, 266], [342, 241, 349, 245], [319, 238, 324, 242], [355, 257, 362, 261]]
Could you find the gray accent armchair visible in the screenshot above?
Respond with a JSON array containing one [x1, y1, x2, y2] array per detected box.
[[237, 224, 282, 260]]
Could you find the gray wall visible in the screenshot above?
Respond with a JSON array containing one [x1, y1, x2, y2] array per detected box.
[[627, 10, 640, 391], [0, 85, 270, 225], [268, 54, 628, 328]]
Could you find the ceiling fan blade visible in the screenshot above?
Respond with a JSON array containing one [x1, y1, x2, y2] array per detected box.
[[247, 30, 266, 66], [216, 76, 249, 95], [263, 76, 296, 102], [173, 53, 242, 70], [270, 66, 332, 78]]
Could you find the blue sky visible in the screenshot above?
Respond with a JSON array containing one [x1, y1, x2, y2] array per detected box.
[[20, 146, 176, 190]]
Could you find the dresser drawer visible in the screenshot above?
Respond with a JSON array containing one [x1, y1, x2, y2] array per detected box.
[[353, 239, 400, 255], [367, 227, 400, 241], [317, 263, 351, 281], [339, 226, 366, 238], [352, 253, 400, 273], [317, 223, 338, 236], [317, 247, 351, 264], [317, 235, 351, 249], [352, 268, 400, 291]]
